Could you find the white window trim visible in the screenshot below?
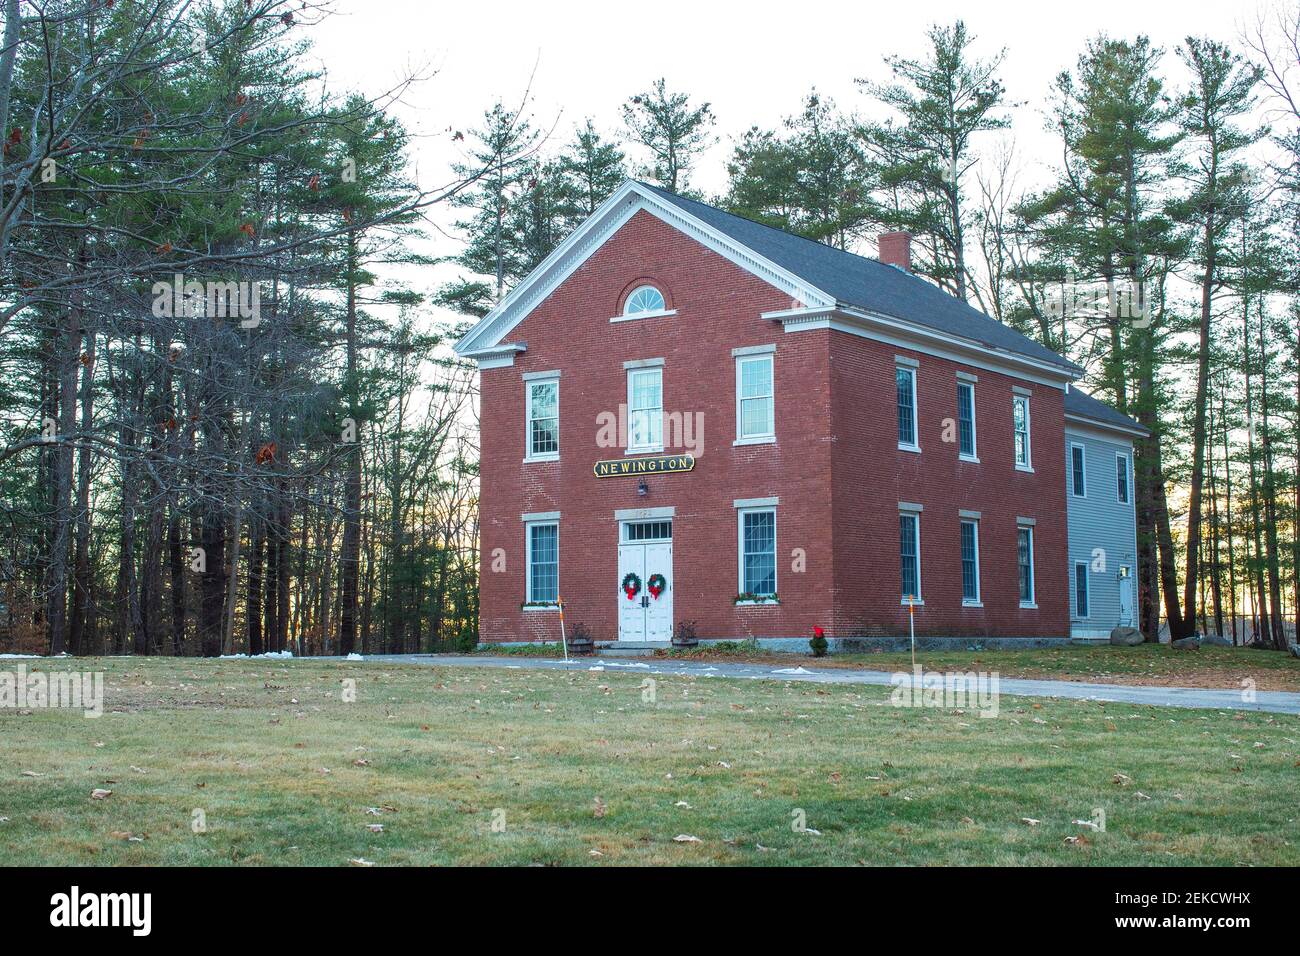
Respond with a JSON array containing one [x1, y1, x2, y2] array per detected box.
[[900, 510, 923, 605], [1116, 452, 1131, 505], [897, 363, 920, 453], [1013, 394, 1033, 472], [1070, 442, 1087, 497], [1074, 561, 1090, 619], [524, 377, 560, 463], [524, 519, 559, 607], [736, 506, 778, 601], [735, 353, 775, 444], [625, 366, 664, 455], [1017, 524, 1036, 608], [960, 518, 981, 606], [957, 379, 978, 462]]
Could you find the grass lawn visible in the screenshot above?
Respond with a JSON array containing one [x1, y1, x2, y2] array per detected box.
[[481, 642, 1300, 691], [1, 656, 1297, 866]]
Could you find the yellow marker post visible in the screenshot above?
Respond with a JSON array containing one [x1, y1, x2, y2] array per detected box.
[[557, 596, 569, 662]]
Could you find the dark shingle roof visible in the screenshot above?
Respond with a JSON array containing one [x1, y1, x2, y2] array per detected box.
[[641, 183, 1079, 373], [1064, 387, 1148, 436]]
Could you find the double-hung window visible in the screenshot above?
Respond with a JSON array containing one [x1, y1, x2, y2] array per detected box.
[[526, 521, 559, 604], [957, 379, 977, 459], [735, 352, 775, 443], [1071, 443, 1086, 497], [738, 508, 777, 598], [627, 367, 663, 452], [1116, 453, 1130, 504], [1017, 524, 1035, 607], [897, 362, 919, 451], [900, 509, 922, 602], [960, 518, 980, 604], [1013, 393, 1032, 469], [1074, 561, 1089, 618], [525, 377, 559, 461]]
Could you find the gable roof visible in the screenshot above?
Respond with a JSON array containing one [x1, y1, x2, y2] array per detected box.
[[454, 180, 1080, 380], [1064, 387, 1149, 438], [638, 183, 1079, 374]]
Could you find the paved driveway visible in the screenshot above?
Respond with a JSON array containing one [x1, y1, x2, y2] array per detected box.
[[348, 653, 1300, 716]]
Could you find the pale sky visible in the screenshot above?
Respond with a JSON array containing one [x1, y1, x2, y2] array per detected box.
[[303, 0, 1284, 309]]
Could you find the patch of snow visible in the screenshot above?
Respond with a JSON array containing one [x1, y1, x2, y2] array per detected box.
[[219, 650, 295, 659], [344, 653, 363, 661]]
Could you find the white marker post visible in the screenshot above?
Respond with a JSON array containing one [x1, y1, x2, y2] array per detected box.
[[557, 595, 569, 662]]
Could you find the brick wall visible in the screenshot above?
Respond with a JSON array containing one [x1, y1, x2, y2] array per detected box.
[[479, 210, 835, 644], [478, 208, 1070, 643], [828, 332, 1069, 637]]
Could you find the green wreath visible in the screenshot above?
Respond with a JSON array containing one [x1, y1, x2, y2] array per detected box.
[[647, 573, 667, 599], [621, 572, 642, 600]]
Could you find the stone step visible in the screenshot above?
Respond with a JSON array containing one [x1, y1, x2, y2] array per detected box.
[[592, 642, 668, 657]]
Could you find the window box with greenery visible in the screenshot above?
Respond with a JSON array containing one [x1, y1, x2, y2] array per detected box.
[[520, 601, 560, 611], [734, 592, 779, 606]]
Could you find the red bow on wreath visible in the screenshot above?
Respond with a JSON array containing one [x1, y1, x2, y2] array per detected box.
[[647, 573, 667, 599], [621, 572, 642, 600]]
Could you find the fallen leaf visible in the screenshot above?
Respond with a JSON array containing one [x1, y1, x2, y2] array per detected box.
[[1020, 817, 1040, 826], [90, 789, 112, 800], [348, 858, 375, 867], [673, 834, 702, 843]]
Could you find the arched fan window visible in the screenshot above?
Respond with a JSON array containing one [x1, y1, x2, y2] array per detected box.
[[623, 285, 667, 316]]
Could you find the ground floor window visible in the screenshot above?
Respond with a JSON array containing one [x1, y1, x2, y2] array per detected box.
[[1017, 525, 1035, 606], [900, 511, 921, 601], [738, 509, 776, 596], [1074, 561, 1089, 618], [526, 522, 558, 603], [960, 519, 979, 603]]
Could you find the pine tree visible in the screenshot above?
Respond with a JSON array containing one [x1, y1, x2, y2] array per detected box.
[[859, 20, 1010, 301], [621, 79, 714, 195]]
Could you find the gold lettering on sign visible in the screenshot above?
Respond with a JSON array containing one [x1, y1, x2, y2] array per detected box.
[[592, 454, 695, 478]]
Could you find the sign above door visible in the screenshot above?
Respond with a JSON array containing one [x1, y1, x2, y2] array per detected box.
[[593, 454, 695, 479]]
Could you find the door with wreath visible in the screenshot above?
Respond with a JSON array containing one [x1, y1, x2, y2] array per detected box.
[[617, 521, 673, 643]]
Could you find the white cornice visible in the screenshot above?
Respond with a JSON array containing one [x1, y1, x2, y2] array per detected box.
[[779, 306, 1078, 389]]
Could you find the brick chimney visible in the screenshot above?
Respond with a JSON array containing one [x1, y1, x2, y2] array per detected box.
[[878, 231, 912, 272]]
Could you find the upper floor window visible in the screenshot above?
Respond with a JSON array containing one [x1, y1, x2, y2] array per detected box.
[[957, 380, 977, 459], [627, 367, 663, 451], [1013, 394, 1032, 469], [1070, 443, 1086, 497], [1116, 453, 1130, 504], [897, 364, 918, 450], [526, 378, 559, 461], [736, 353, 775, 442], [623, 285, 666, 316]]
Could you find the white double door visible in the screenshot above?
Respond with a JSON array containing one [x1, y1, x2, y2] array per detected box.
[[617, 534, 672, 643]]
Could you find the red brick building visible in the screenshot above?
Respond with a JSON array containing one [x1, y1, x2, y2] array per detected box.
[[456, 181, 1102, 650]]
